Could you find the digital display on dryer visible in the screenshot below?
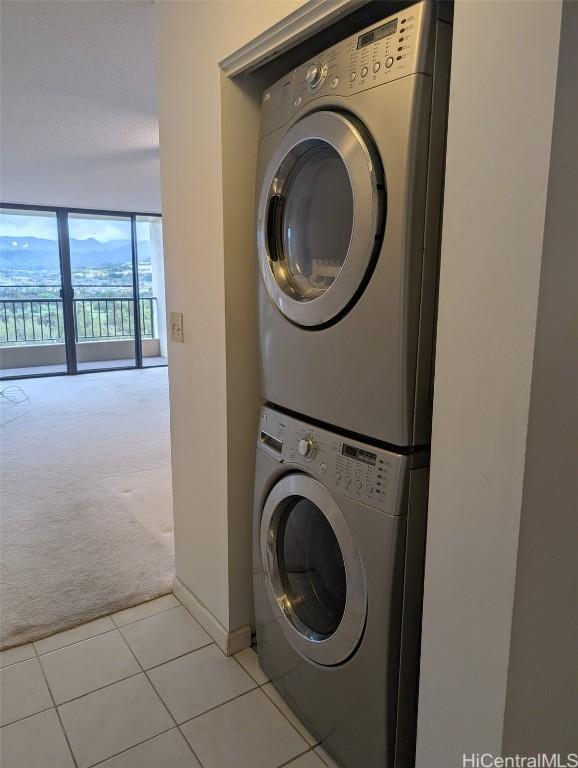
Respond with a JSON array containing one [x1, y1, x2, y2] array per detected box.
[[357, 19, 398, 49], [342, 444, 377, 465]]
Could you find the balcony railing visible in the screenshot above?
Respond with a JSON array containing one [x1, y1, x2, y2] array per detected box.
[[0, 297, 156, 345]]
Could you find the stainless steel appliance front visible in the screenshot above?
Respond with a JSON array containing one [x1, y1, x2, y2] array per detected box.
[[256, 1, 452, 447], [253, 406, 430, 767]]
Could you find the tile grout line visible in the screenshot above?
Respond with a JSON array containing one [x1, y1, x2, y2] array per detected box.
[[35, 627, 119, 660], [231, 651, 321, 750], [116, 636, 214, 674], [258, 680, 321, 749], [172, 684, 315, 768], [45, 669, 143, 708], [114, 616, 207, 768], [32, 644, 80, 768], [30, 600, 184, 659], [0, 649, 36, 670], [86, 724, 177, 768], [32, 637, 237, 721], [5, 601, 320, 767], [175, 682, 259, 730], [13, 598, 185, 768], [109, 598, 183, 630], [0, 704, 54, 730]]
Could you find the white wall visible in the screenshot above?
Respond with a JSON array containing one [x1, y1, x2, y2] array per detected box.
[[416, 2, 564, 764], [502, 0, 578, 754], [0, 0, 160, 212], [155, 0, 303, 638]]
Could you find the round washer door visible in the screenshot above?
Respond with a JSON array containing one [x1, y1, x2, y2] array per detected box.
[[260, 473, 367, 666], [257, 110, 384, 328]]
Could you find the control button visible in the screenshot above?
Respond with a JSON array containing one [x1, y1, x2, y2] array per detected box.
[[335, 471, 342, 481], [372, 61, 380, 73], [289, 448, 295, 458], [320, 463, 327, 474], [263, 92, 271, 102], [385, 57, 394, 68], [331, 77, 339, 89], [294, 96, 302, 106], [367, 484, 374, 495], [360, 66, 368, 77], [345, 476, 352, 486], [298, 437, 316, 458], [356, 480, 362, 489], [349, 71, 356, 82]]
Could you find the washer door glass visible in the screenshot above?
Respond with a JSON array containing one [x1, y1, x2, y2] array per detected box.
[[260, 474, 367, 666], [258, 110, 384, 328], [274, 141, 354, 301], [277, 496, 346, 637]]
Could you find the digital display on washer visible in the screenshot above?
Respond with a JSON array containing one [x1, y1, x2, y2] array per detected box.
[[357, 19, 398, 49], [342, 443, 377, 465]]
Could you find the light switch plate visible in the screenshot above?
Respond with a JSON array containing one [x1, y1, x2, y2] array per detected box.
[[170, 311, 184, 343]]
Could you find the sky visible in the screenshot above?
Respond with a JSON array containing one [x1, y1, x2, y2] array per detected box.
[[0, 211, 132, 242]]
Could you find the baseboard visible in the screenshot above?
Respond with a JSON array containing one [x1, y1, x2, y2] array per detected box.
[[173, 577, 251, 656]]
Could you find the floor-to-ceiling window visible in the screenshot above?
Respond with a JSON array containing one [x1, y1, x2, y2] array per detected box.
[[136, 215, 167, 368], [68, 212, 137, 372], [0, 205, 167, 379], [0, 208, 68, 377]]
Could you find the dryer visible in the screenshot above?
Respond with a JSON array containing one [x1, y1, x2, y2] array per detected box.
[[256, 2, 452, 448], [253, 405, 429, 767]]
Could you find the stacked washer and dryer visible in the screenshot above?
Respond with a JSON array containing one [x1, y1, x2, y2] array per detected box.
[[252, 3, 452, 766]]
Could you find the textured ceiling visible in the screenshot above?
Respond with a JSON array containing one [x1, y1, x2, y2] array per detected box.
[[0, 0, 160, 212]]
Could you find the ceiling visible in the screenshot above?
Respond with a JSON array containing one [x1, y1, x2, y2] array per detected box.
[[0, 0, 160, 212]]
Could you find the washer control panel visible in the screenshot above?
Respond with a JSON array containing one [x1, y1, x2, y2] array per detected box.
[[261, 1, 435, 127], [258, 406, 416, 516]]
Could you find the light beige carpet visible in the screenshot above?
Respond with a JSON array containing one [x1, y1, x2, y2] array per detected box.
[[0, 368, 174, 649]]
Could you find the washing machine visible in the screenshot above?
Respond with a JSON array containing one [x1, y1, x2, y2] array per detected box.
[[253, 405, 429, 767], [256, 1, 452, 448]]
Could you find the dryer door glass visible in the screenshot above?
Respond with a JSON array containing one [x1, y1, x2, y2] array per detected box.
[[276, 141, 353, 301], [277, 496, 346, 637], [258, 110, 384, 327], [260, 474, 367, 666]]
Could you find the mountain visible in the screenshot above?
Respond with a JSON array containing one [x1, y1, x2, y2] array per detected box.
[[0, 236, 152, 269]]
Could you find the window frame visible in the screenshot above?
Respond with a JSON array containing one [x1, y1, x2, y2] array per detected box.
[[0, 202, 164, 380]]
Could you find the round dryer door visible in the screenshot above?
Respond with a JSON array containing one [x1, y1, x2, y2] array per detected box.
[[260, 473, 367, 666], [257, 110, 385, 327]]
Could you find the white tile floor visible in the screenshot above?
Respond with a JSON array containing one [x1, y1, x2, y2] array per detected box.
[[0, 594, 334, 768]]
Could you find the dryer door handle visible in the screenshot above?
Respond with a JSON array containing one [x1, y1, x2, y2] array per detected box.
[[266, 194, 284, 262]]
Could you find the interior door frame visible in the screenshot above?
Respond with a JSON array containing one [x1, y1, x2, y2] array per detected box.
[[0, 202, 163, 380]]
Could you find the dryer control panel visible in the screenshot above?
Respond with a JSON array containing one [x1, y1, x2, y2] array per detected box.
[[260, 1, 437, 133], [258, 406, 429, 516]]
